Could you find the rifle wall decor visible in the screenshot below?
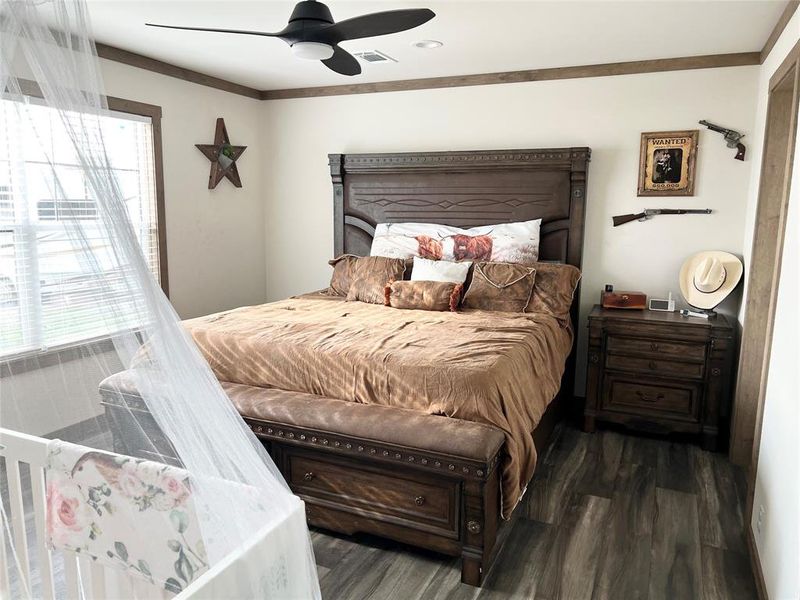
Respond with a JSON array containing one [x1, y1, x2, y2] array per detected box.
[[612, 208, 712, 227], [699, 120, 746, 161]]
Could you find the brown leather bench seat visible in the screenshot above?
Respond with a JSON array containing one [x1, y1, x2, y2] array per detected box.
[[100, 372, 504, 540], [98, 370, 505, 466], [99, 370, 506, 571]]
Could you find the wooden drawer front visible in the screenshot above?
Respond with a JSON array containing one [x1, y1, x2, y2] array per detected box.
[[287, 451, 457, 534], [601, 376, 699, 422], [607, 336, 706, 362], [606, 353, 704, 379]]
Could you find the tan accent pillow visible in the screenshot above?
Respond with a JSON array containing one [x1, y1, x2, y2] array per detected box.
[[526, 262, 582, 322], [346, 256, 407, 304], [384, 280, 463, 312], [328, 254, 360, 296], [462, 262, 536, 312]]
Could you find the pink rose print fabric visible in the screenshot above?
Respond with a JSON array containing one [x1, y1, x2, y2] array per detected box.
[[45, 440, 206, 595]]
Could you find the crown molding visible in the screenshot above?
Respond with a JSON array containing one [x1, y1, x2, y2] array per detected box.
[[760, 0, 799, 64], [95, 42, 262, 99], [259, 52, 760, 100], [93, 41, 760, 102]]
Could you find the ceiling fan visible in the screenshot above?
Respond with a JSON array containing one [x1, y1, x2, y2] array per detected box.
[[146, 0, 435, 76]]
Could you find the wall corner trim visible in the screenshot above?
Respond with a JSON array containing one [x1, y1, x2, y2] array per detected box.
[[761, 0, 800, 64], [746, 525, 769, 600]]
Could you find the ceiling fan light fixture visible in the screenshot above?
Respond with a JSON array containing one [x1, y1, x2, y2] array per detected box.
[[291, 41, 335, 60], [146, 2, 435, 76]]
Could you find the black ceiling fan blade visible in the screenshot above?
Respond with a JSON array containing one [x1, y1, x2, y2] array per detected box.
[[325, 9, 435, 43], [145, 23, 284, 38], [322, 46, 361, 76]]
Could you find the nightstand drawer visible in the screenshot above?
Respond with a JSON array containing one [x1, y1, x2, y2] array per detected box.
[[606, 336, 706, 362], [606, 354, 705, 379], [585, 305, 735, 450], [601, 375, 700, 422]]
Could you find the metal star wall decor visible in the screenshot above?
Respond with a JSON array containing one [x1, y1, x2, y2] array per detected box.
[[195, 117, 247, 189]]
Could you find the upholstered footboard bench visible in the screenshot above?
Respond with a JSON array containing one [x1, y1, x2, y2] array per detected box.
[[99, 371, 507, 586]]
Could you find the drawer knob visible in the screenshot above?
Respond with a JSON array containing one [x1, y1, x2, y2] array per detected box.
[[467, 520, 482, 534], [636, 391, 665, 403], [650, 342, 659, 351], [303, 472, 315, 482], [414, 496, 426, 506], [648, 361, 658, 370]]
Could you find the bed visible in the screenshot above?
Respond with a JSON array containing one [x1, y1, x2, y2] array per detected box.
[[100, 148, 591, 586]]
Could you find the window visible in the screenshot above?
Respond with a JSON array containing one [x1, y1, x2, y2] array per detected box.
[[0, 94, 165, 357]]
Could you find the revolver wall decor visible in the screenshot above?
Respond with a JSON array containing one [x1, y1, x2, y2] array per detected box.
[[699, 120, 746, 161]]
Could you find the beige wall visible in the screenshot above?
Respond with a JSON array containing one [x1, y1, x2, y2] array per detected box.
[[744, 11, 800, 600], [1, 350, 122, 437], [260, 66, 759, 394], [100, 59, 267, 319]]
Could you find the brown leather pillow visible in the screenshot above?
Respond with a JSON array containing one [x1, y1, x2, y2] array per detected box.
[[328, 254, 360, 296], [462, 262, 536, 312], [346, 256, 407, 304], [526, 262, 582, 322], [384, 280, 463, 312]]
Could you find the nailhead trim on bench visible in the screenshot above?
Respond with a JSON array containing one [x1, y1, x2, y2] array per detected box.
[[246, 419, 500, 480], [100, 392, 502, 481]]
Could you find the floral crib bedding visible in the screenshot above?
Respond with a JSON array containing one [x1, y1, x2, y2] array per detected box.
[[46, 439, 209, 595]]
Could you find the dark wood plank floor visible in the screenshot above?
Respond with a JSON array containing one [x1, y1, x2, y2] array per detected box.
[[4, 424, 756, 599], [311, 425, 758, 600]]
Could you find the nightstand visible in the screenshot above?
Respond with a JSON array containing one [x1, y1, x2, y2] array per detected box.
[[584, 305, 735, 451]]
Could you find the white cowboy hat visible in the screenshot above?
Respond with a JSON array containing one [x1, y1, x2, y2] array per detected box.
[[679, 251, 743, 310]]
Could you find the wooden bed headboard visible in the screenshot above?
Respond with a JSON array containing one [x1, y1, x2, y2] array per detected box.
[[328, 148, 591, 268], [329, 148, 590, 401]]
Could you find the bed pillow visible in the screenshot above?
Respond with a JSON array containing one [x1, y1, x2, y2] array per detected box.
[[370, 220, 541, 264], [526, 262, 582, 322], [384, 280, 462, 312], [346, 256, 407, 304], [410, 256, 471, 284], [461, 262, 536, 312], [327, 254, 360, 296]]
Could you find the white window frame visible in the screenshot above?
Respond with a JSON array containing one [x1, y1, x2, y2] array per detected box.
[[0, 85, 166, 361]]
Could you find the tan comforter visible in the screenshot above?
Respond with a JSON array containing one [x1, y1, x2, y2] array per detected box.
[[184, 293, 573, 517]]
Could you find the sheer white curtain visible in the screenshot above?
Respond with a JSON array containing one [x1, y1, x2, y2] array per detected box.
[[0, 1, 320, 598]]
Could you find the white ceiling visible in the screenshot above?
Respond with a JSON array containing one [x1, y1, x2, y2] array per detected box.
[[86, 0, 786, 91]]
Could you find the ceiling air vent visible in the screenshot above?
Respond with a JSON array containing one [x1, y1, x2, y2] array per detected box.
[[353, 50, 397, 64]]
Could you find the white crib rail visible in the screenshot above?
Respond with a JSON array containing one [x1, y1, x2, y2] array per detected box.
[[1, 428, 309, 600], [1, 427, 54, 600], [0, 428, 174, 600]]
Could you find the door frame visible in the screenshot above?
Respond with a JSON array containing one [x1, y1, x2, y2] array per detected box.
[[732, 39, 799, 503], [733, 38, 800, 600]]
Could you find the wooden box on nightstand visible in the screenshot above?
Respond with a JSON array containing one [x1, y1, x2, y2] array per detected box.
[[583, 305, 735, 451]]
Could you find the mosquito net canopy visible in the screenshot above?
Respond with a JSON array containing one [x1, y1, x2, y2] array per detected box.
[[0, 1, 320, 597]]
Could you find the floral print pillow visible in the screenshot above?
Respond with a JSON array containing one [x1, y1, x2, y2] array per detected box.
[[46, 440, 207, 595]]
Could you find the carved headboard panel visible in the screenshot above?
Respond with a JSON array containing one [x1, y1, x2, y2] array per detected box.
[[329, 148, 590, 399], [328, 148, 590, 268]]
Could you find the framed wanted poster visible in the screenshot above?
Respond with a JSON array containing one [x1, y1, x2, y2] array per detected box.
[[637, 130, 698, 196]]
